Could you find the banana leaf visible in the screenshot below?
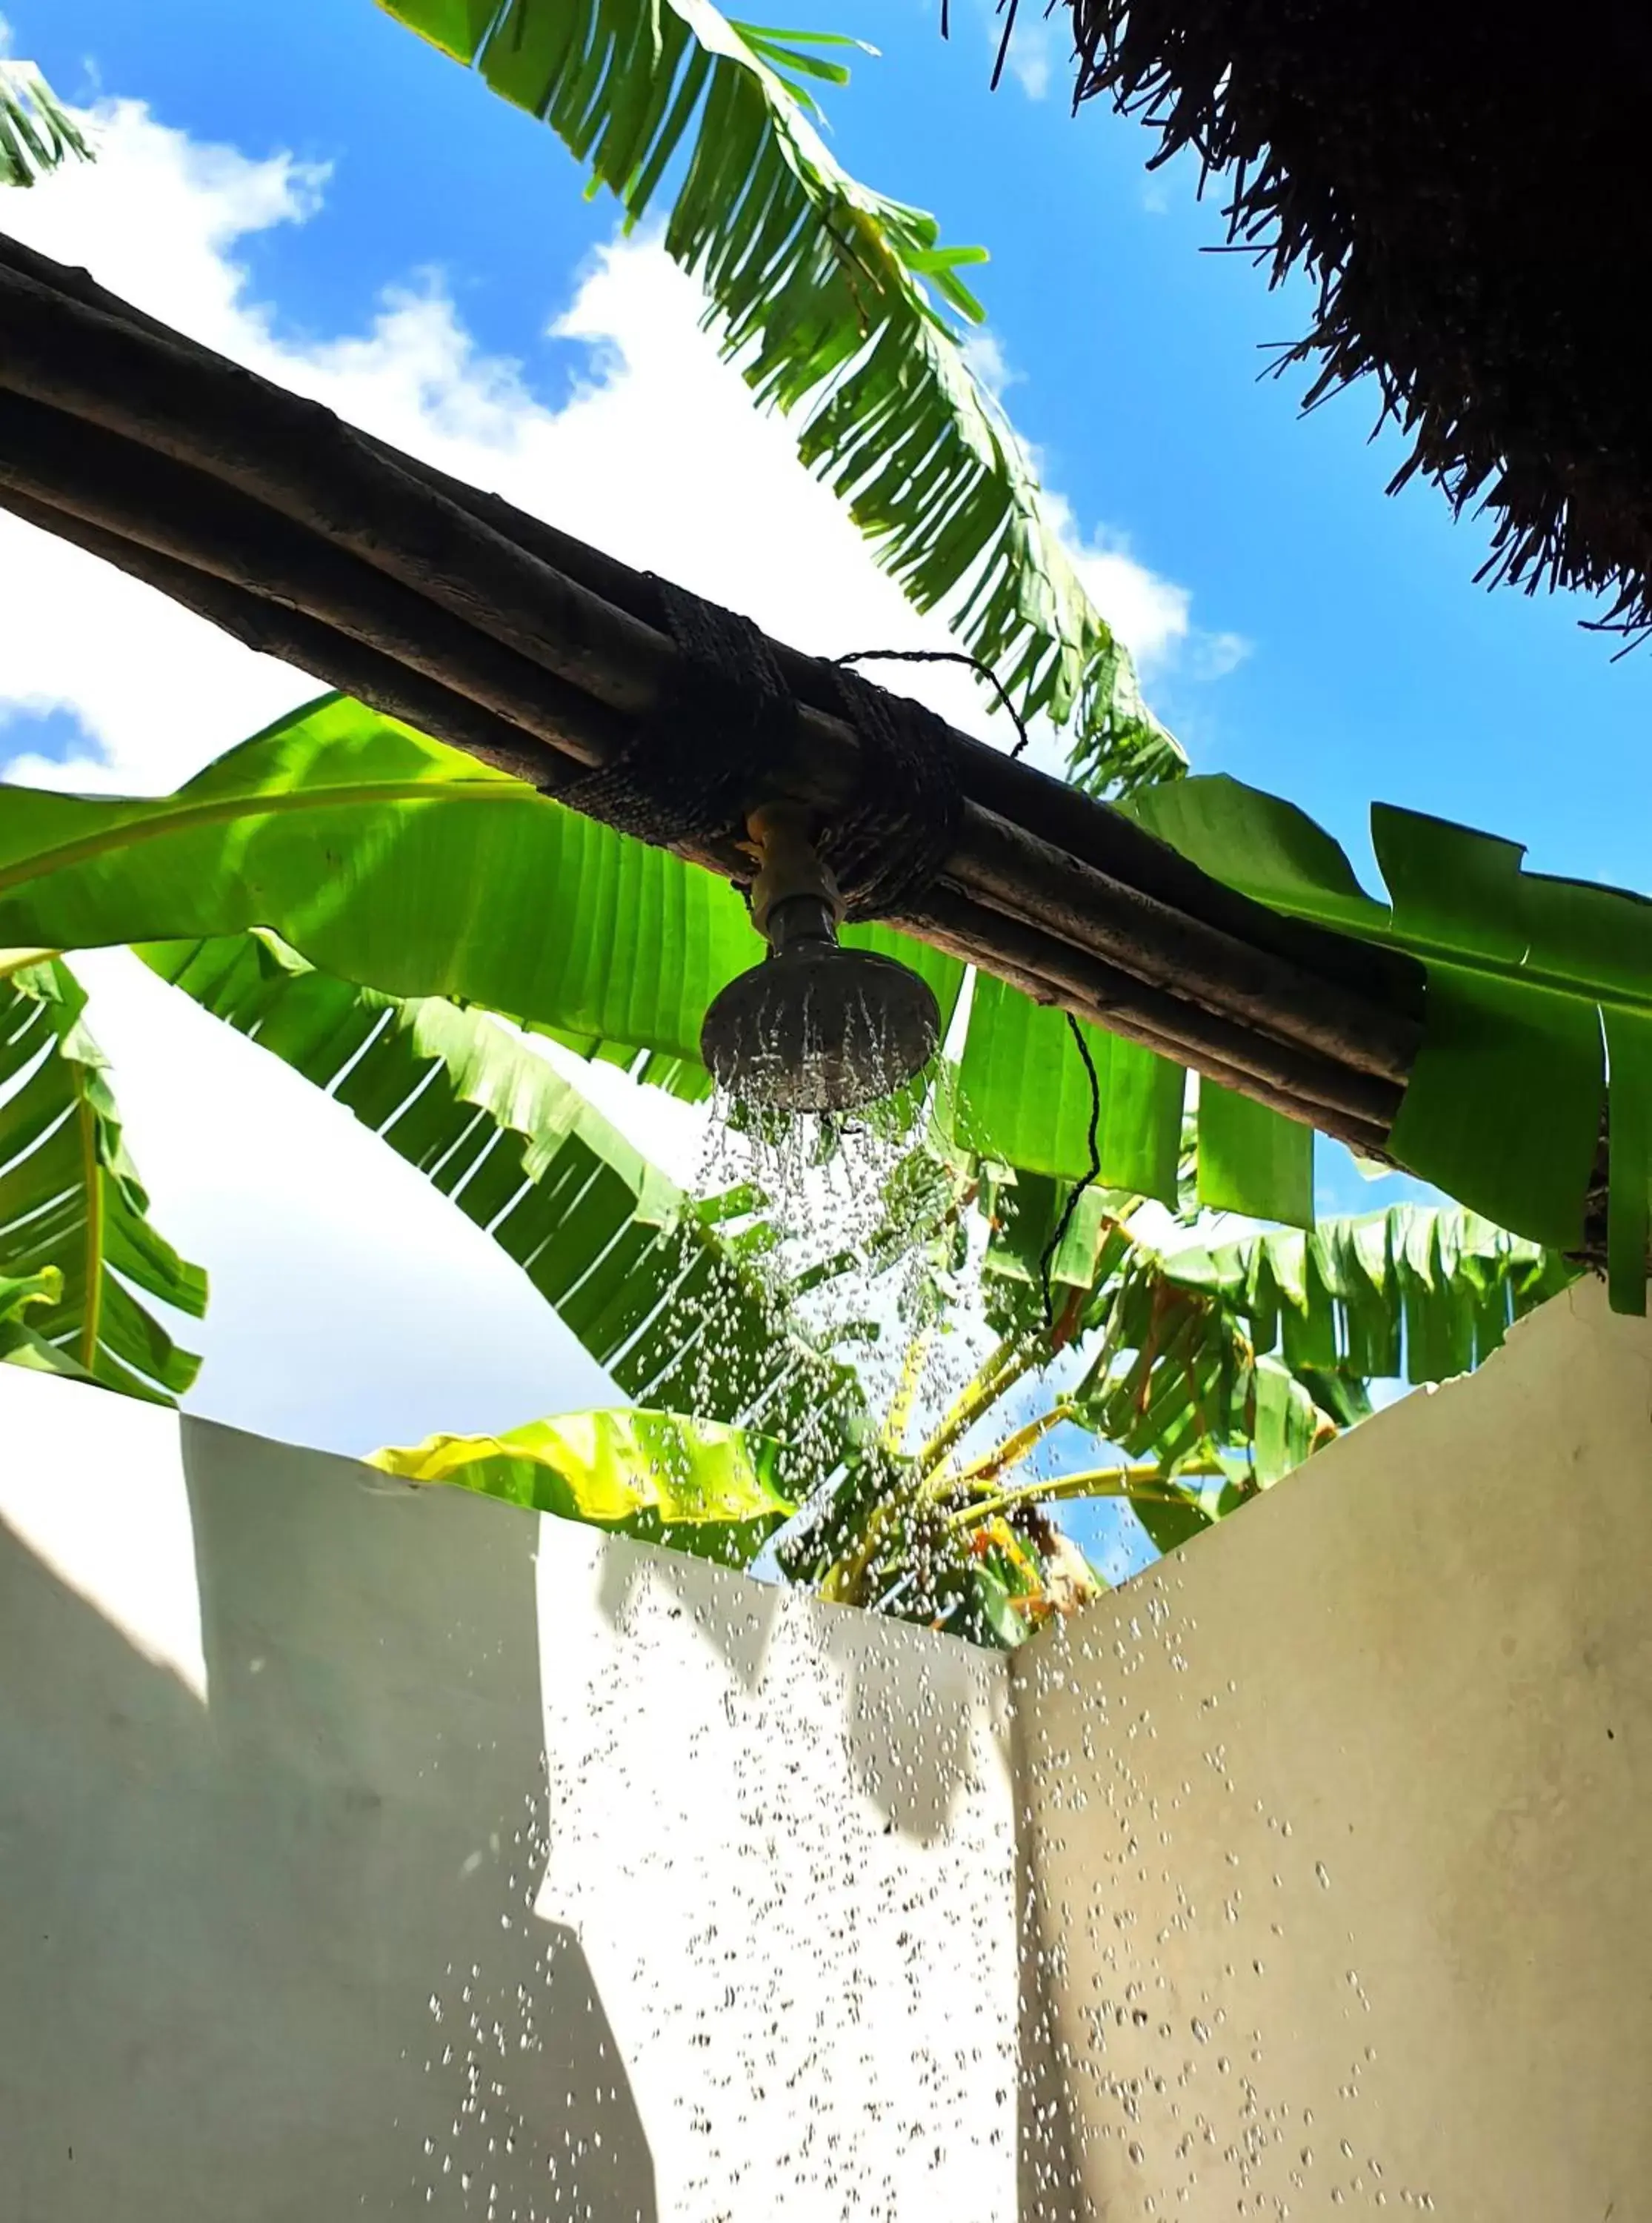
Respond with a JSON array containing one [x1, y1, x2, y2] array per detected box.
[[0, 693, 961, 1077], [0, 1260, 90, 1378], [1161, 1203, 1571, 1386], [0, 958, 205, 1399], [368, 1403, 791, 1565], [376, 0, 1182, 796], [1, 61, 94, 188], [956, 974, 1185, 1203], [1130, 774, 1652, 1272], [0, 1263, 58, 1323], [983, 1174, 1565, 1501], [16, 705, 1652, 1266], [141, 928, 866, 1475], [0, 1280, 96, 1380], [0, 694, 1167, 1193]]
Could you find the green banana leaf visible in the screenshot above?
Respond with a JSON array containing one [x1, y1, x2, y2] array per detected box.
[[1127, 1474, 1245, 1558], [376, 0, 1182, 797], [1195, 1080, 1313, 1229], [981, 1174, 1562, 1506], [1119, 1347, 1384, 1556], [972, 1166, 1335, 1481], [368, 1404, 791, 1565], [0, 692, 962, 1073], [1130, 774, 1652, 1272], [955, 974, 1185, 1205], [1, 61, 94, 187], [1109, 1353, 1326, 1550], [1161, 1203, 1572, 1386], [140, 928, 866, 1475], [0, 959, 205, 1399], [1070, 1268, 1308, 1479]]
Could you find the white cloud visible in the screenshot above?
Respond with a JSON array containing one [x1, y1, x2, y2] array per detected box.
[[1054, 508, 1253, 685], [1005, 36, 1051, 102], [980, 4, 1058, 101], [962, 327, 1023, 401], [1188, 628, 1252, 682], [1072, 532, 1193, 673], [0, 96, 1241, 1452]]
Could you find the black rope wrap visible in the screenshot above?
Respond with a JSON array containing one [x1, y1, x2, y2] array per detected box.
[[557, 580, 963, 921], [560, 575, 793, 848], [821, 662, 965, 922]]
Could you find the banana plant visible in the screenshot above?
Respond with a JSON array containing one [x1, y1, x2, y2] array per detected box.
[[770, 1120, 1569, 1642], [376, 0, 1182, 797], [33, 685, 1652, 1265], [0, 936, 825, 1559], [0, 61, 93, 188], [126, 927, 1194, 1624], [11, 681, 1652, 1264], [0, 918, 1572, 1637], [0, 715, 1579, 1626], [0, 694, 1590, 1618], [147, 931, 1557, 1641]]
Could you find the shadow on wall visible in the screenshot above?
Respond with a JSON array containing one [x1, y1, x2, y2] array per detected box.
[[590, 1540, 988, 1848], [0, 1419, 656, 2223]]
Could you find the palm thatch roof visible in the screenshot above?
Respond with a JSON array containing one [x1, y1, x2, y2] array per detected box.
[[1061, 0, 1652, 637]]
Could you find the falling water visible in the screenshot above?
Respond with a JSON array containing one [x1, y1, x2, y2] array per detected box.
[[396, 984, 1431, 2222]]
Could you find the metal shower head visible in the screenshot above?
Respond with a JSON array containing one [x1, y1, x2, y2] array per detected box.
[[699, 804, 940, 1114]]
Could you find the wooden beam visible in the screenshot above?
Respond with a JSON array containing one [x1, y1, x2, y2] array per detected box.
[[0, 229, 1426, 1154]]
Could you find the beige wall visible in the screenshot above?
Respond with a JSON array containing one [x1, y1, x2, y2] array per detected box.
[[1013, 1277, 1652, 2221], [0, 1366, 1019, 2223]]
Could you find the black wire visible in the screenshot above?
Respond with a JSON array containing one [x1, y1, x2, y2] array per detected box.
[[830, 646, 1032, 759], [1038, 1013, 1102, 1329]]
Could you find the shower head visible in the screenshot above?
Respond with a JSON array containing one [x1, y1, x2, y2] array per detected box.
[[699, 804, 941, 1113]]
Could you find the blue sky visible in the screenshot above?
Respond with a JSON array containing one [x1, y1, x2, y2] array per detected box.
[[26, 0, 1652, 877], [4, 1, 1637, 1572]]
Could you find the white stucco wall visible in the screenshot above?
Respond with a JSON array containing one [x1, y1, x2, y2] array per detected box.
[[10, 1277, 1652, 2222], [0, 1366, 1019, 2223], [1013, 1277, 1652, 2221]]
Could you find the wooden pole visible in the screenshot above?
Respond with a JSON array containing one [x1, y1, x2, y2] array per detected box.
[[0, 231, 1422, 1020], [0, 230, 1427, 1154]]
